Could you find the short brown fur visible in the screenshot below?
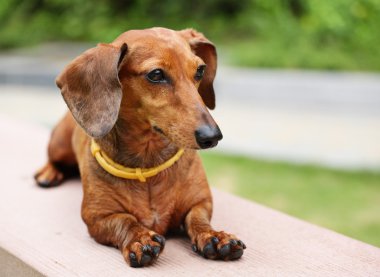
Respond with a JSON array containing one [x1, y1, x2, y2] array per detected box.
[[35, 27, 245, 267]]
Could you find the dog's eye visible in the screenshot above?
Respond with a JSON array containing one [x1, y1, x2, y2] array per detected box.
[[146, 69, 166, 83], [195, 65, 206, 81]]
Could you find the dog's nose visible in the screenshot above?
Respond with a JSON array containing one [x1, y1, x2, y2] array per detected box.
[[195, 125, 223, 149]]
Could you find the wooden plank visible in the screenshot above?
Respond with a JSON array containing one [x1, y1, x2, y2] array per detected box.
[[0, 115, 379, 277]]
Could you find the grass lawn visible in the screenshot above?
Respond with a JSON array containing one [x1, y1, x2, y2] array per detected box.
[[201, 151, 380, 247]]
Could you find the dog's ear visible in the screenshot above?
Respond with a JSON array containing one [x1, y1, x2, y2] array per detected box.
[[179, 29, 217, 109], [56, 43, 128, 138]]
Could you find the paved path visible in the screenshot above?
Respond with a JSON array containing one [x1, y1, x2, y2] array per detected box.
[[1, 44, 380, 169], [214, 68, 380, 169]]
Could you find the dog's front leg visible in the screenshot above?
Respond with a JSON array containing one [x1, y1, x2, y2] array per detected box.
[[185, 200, 246, 260], [83, 212, 165, 267]]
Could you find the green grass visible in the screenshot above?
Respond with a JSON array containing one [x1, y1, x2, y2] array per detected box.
[[200, 151, 380, 247]]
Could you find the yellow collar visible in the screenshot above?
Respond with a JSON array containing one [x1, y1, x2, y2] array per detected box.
[[90, 139, 184, 182]]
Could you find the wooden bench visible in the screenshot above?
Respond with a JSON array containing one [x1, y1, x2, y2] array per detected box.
[[1, 115, 379, 276]]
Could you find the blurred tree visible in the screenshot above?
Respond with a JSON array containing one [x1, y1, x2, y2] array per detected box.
[[0, 0, 379, 70]]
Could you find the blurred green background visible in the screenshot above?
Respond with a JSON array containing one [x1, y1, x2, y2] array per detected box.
[[1, 0, 379, 247], [1, 0, 380, 70]]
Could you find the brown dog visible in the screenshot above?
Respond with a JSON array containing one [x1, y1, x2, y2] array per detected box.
[[34, 27, 246, 267]]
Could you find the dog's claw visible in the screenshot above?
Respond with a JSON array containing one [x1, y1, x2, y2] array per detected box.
[[152, 246, 161, 256], [238, 240, 247, 249], [129, 252, 136, 259], [202, 242, 217, 259], [230, 239, 238, 246], [219, 243, 231, 258], [211, 237, 219, 245], [230, 248, 244, 260], [152, 234, 165, 248], [36, 178, 61, 188], [192, 244, 198, 253], [142, 244, 152, 253], [37, 180, 53, 188], [129, 252, 141, 268], [140, 253, 152, 265]]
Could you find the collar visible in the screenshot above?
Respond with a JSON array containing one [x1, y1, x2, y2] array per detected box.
[[90, 139, 184, 182]]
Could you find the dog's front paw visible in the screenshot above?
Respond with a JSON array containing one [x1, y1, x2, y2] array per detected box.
[[122, 230, 165, 268], [192, 230, 246, 260], [34, 162, 64, 188]]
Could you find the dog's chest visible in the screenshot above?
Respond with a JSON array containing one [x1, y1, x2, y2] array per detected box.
[[127, 182, 180, 234], [138, 201, 176, 234]]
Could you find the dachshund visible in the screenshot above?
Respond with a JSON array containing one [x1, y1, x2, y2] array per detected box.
[[34, 27, 246, 267]]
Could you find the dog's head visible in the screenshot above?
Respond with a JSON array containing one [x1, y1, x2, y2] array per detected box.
[[56, 27, 222, 149]]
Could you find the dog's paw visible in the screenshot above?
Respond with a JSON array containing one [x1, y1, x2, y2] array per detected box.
[[191, 230, 246, 260], [122, 230, 165, 268], [34, 162, 64, 188]]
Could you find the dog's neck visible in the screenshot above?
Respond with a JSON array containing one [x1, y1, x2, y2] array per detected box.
[[96, 115, 179, 169]]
